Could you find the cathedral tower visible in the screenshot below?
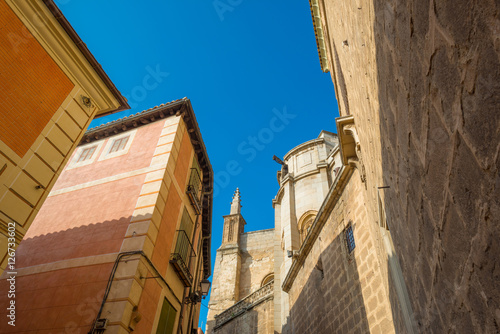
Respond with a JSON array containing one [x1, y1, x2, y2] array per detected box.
[[221, 188, 246, 246], [206, 188, 275, 334], [206, 188, 246, 332]]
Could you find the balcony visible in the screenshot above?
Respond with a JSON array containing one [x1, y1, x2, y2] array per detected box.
[[170, 230, 195, 286], [186, 168, 202, 215]]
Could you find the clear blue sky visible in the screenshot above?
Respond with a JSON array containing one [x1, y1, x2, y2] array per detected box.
[[57, 0, 339, 328]]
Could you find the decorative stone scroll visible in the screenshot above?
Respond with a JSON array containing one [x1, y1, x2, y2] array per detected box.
[[336, 115, 367, 184]]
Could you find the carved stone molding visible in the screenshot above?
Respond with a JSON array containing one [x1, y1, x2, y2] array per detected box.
[[336, 115, 367, 183], [214, 280, 274, 329]]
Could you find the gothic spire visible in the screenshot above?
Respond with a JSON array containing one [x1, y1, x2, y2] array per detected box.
[[230, 187, 242, 215]]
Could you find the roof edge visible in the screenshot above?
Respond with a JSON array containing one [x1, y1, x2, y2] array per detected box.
[[309, 0, 330, 73], [42, 0, 129, 115]]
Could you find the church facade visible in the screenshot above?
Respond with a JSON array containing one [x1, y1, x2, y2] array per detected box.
[[208, 0, 499, 332], [206, 187, 275, 334], [207, 130, 407, 333]]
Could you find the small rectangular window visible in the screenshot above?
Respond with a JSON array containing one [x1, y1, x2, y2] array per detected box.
[[109, 136, 129, 154], [77, 146, 96, 163], [345, 225, 355, 253]]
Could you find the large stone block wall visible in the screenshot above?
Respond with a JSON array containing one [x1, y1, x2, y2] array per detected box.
[[285, 169, 396, 334], [319, 0, 500, 332], [293, 173, 328, 220], [239, 229, 274, 298], [208, 228, 275, 334], [214, 298, 274, 334], [207, 247, 242, 331]]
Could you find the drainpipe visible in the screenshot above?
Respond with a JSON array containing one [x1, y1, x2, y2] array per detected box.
[[89, 250, 180, 334], [187, 236, 204, 334]]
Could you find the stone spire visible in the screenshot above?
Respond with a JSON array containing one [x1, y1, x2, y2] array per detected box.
[[230, 188, 242, 215]]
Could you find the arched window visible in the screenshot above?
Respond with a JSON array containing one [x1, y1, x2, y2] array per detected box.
[[297, 210, 317, 245], [261, 273, 274, 287]]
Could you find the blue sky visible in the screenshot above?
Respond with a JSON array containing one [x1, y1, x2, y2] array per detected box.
[[57, 0, 339, 328]]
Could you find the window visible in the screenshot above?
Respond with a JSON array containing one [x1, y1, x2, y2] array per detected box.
[[109, 136, 129, 153], [297, 211, 317, 245], [261, 274, 274, 287], [67, 142, 105, 169], [306, 224, 312, 235], [345, 225, 355, 253], [300, 220, 313, 244], [77, 146, 96, 162], [186, 158, 203, 215], [97, 129, 137, 161], [170, 208, 196, 286], [156, 298, 177, 334]]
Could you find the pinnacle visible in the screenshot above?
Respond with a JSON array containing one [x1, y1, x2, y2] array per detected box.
[[230, 187, 242, 215]]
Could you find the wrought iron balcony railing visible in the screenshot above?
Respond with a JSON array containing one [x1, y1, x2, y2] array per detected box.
[[186, 168, 202, 215], [170, 230, 195, 286]]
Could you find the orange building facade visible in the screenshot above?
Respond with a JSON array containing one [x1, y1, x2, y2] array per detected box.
[[0, 99, 213, 334], [0, 0, 128, 273]]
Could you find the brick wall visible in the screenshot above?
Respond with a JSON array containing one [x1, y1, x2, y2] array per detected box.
[[0, 0, 73, 157], [0, 0, 119, 274]]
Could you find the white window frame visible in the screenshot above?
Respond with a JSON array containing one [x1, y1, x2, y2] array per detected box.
[[66, 140, 105, 170], [98, 129, 137, 161]]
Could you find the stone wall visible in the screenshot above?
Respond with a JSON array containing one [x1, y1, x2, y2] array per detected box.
[[239, 229, 275, 298], [214, 297, 274, 334], [317, 0, 500, 332], [284, 168, 396, 334], [274, 133, 338, 330], [207, 246, 242, 333], [207, 218, 274, 333]]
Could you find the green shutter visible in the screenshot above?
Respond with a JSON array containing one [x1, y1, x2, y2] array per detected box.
[[180, 208, 193, 239], [156, 298, 177, 334], [192, 157, 201, 176]]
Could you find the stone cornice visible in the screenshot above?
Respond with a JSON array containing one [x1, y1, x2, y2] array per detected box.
[[336, 115, 357, 166], [241, 228, 274, 236], [283, 138, 325, 161], [308, 0, 330, 72], [336, 115, 367, 184], [292, 165, 324, 183], [214, 280, 274, 329]]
